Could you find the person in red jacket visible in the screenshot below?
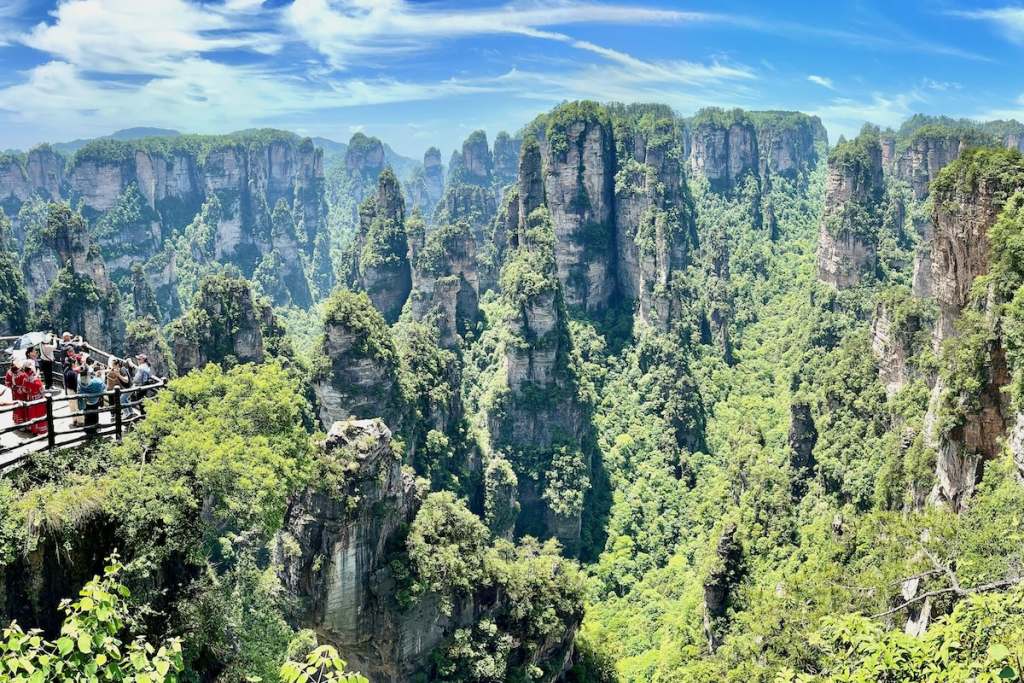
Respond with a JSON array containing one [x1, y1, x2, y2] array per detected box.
[[21, 360, 47, 435], [10, 359, 28, 427]]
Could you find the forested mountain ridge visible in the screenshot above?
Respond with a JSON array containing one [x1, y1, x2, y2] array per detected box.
[[2, 104, 1024, 682]]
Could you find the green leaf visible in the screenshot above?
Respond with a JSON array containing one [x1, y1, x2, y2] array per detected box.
[[155, 659, 170, 677], [991, 644, 1012, 662], [56, 637, 74, 656], [999, 666, 1017, 680], [77, 634, 92, 654]]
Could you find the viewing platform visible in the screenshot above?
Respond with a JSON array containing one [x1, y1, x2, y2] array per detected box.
[[0, 336, 167, 474]]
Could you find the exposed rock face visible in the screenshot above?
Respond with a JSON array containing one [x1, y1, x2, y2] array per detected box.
[[312, 289, 405, 431], [455, 130, 493, 186], [125, 316, 174, 378], [613, 110, 695, 328], [924, 149, 1024, 511], [344, 133, 386, 183], [1009, 412, 1024, 481], [930, 169, 1004, 341], [871, 296, 929, 398], [277, 419, 428, 682], [435, 131, 503, 255], [492, 132, 521, 191], [703, 523, 743, 653], [406, 147, 445, 216], [408, 220, 479, 347], [688, 118, 759, 191], [787, 402, 817, 481], [24, 203, 125, 352], [816, 132, 884, 288], [539, 104, 616, 312], [753, 114, 826, 182], [350, 170, 412, 323], [169, 275, 268, 374], [278, 419, 580, 683], [486, 215, 592, 554], [0, 132, 330, 308], [0, 146, 65, 218], [887, 135, 965, 200]]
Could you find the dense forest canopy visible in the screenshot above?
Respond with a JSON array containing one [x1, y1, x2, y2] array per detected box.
[[2, 102, 1024, 683]]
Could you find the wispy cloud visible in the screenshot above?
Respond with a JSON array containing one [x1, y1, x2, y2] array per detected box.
[[807, 75, 834, 90], [951, 6, 1024, 44], [811, 89, 928, 141], [20, 0, 279, 75], [283, 0, 726, 69]]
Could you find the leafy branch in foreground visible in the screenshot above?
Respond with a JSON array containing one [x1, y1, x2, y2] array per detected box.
[[280, 645, 368, 683], [1, 555, 183, 682]]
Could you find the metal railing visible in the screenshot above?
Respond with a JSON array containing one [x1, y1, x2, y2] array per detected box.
[[0, 335, 168, 471]]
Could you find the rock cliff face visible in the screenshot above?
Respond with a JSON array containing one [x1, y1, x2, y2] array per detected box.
[[344, 133, 386, 186], [408, 219, 479, 347], [312, 289, 405, 431], [492, 131, 521, 193], [923, 149, 1024, 511], [278, 419, 429, 682], [688, 117, 759, 192], [752, 113, 827, 182], [406, 147, 445, 216], [883, 135, 965, 200], [870, 294, 931, 398], [278, 419, 580, 682], [816, 132, 885, 288], [435, 131, 501, 257], [0, 131, 330, 308], [613, 108, 696, 328], [485, 214, 592, 554], [930, 165, 1005, 341], [169, 274, 269, 374], [24, 203, 125, 352], [537, 103, 617, 312], [350, 169, 412, 323], [0, 146, 65, 221]]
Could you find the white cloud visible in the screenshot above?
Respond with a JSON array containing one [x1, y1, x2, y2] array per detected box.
[[20, 0, 278, 76], [952, 7, 1024, 43], [807, 75, 834, 90], [811, 89, 928, 141], [284, 0, 724, 69]]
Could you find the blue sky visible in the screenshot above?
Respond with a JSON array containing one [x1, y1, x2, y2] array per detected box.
[[0, 0, 1022, 160]]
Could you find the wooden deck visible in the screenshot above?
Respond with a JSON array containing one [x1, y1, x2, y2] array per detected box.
[[0, 389, 132, 473]]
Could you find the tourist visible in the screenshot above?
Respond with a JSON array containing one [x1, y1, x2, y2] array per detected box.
[[106, 358, 131, 408], [10, 359, 28, 428], [56, 332, 78, 368], [0, 367, 22, 410], [80, 363, 106, 435], [21, 360, 47, 436], [64, 359, 82, 426], [132, 354, 153, 416], [39, 334, 56, 391]]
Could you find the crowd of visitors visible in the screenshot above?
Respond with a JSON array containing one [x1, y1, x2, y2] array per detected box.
[[1, 331, 156, 439]]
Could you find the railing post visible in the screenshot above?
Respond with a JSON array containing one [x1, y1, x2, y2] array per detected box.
[[113, 386, 123, 442], [45, 394, 55, 451]]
